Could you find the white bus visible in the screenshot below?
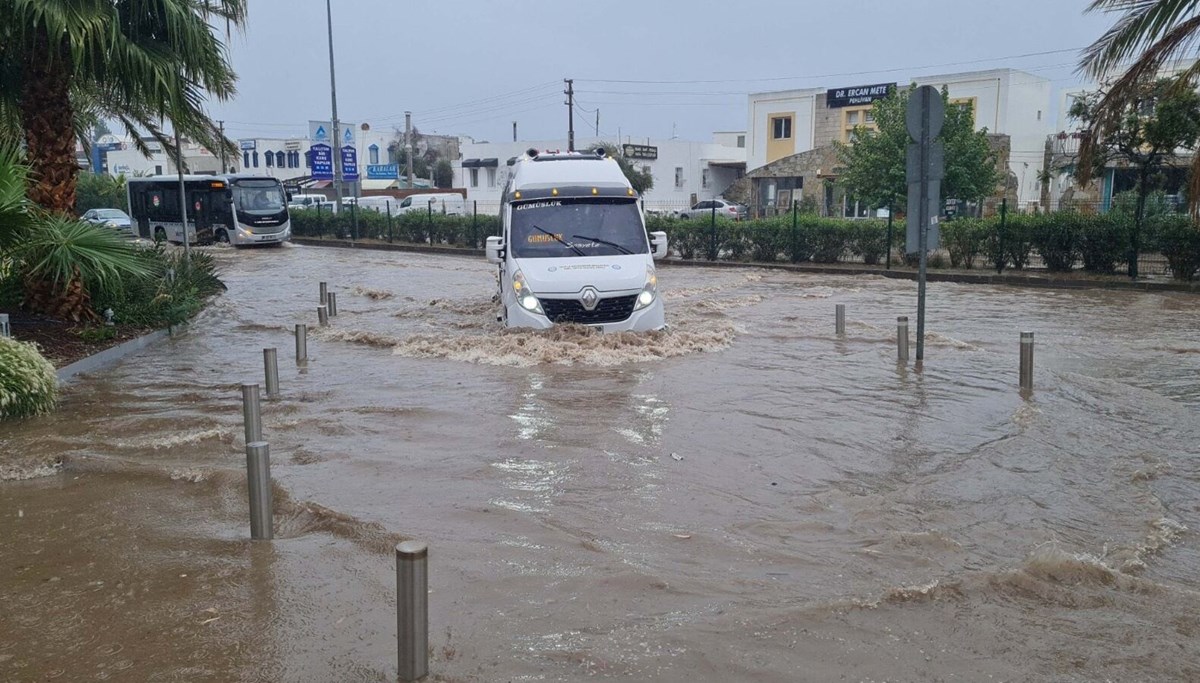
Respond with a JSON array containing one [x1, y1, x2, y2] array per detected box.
[[127, 174, 292, 247]]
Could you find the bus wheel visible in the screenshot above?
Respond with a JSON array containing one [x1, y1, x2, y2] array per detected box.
[[215, 230, 229, 244], [154, 227, 166, 243]]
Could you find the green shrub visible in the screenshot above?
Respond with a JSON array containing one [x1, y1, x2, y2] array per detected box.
[[809, 219, 849, 263], [91, 245, 226, 327], [746, 220, 787, 262], [1078, 214, 1129, 274], [850, 220, 889, 265], [1030, 213, 1080, 272], [1001, 214, 1036, 270], [1152, 215, 1200, 281], [943, 218, 986, 269], [0, 336, 57, 419]]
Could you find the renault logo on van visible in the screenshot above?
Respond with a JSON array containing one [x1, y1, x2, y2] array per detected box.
[[580, 287, 600, 311]]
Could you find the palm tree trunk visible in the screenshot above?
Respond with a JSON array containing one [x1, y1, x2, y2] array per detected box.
[[21, 24, 77, 215]]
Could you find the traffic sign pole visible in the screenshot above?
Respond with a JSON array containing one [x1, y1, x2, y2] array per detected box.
[[916, 88, 929, 363], [905, 85, 945, 364]]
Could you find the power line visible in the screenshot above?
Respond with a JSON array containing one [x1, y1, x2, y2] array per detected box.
[[578, 47, 1086, 85]]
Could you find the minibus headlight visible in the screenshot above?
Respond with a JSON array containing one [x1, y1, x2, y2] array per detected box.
[[511, 270, 544, 315], [634, 266, 658, 311]]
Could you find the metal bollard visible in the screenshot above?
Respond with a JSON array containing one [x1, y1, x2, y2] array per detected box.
[[241, 383, 262, 444], [396, 541, 429, 682], [835, 304, 846, 336], [318, 305, 329, 327], [328, 291, 338, 317], [319, 281, 328, 305], [1020, 331, 1034, 392], [897, 316, 909, 362], [245, 441, 273, 541], [295, 324, 308, 362], [0, 313, 9, 338], [263, 348, 280, 397]]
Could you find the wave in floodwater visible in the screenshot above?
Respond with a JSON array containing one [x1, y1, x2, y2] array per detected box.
[[351, 286, 395, 300]]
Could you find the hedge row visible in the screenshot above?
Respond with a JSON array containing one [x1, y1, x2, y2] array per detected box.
[[292, 208, 1200, 281], [290, 208, 500, 249], [647, 213, 1200, 280]]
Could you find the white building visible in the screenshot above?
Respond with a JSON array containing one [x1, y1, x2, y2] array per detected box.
[[746, 68, 1053, 209], [105, 137, 224, 177], [453, 134, 746, 213]]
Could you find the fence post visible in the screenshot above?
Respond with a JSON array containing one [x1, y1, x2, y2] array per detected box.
[[1020, 331, 1034, 393], [427, 202, 433, 244], [709, 203, 717, 261], [996, 197, 1007, 274], [886, 201, 894, 270], [245, 441, 273, 541], [396, 541, 429, 682], [791, 199, 799, 263], [316, 203, 324, 239], [387, 201, 394, 243], [351, 200, 359, 241], [472, 200, 478, 249], [241, 382, 262, 444]]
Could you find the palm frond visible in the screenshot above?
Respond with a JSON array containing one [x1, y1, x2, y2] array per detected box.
[[11, 216, 153, 290]]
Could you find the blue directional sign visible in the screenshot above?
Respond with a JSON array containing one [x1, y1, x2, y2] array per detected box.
[[340, 145, 359, 181], [310, 144, 333, 180], [366, 164, 398, 180]]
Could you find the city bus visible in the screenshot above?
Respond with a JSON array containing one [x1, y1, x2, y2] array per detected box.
[[126, 174, 291, 246]]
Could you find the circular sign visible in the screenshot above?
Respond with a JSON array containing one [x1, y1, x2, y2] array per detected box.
[[194, 201, 201, 211], [152, 195, 161, 207], [905, 85, 945, 141]]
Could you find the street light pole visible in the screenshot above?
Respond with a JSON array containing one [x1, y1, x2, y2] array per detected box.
[[325, 0, 343, 208]]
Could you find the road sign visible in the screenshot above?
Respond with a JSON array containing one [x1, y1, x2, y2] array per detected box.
[[905, 84, 945, 364], [906, 87, 944, 141], [906, 180, 941, 254], [310, 144, 333, 180], [340, 145, 359, 181], [366, 164, 399, 180]]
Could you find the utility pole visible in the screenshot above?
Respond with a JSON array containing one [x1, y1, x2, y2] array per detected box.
[[325, 0, 343, 208], [512, 121, 517, 142], [405, 111, 414, 189], [218, 120, 226, 173], [595, 110, 599, 136], [564, 78, 575, 152]]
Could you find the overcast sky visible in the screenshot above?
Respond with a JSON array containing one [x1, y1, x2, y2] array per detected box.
[[208, 0, 1116, 144]]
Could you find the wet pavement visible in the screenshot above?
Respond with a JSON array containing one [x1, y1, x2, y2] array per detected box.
[[2, 244, 1199, 682]]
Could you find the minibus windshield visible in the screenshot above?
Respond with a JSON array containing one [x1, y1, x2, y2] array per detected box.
[[510, 198, 647, 258]]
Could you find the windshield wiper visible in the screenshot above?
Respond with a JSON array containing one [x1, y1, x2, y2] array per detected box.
[[572, 234, 633, 255], [533, 224, 585, 256]]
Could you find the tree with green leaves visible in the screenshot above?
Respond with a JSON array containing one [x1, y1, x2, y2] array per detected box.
[[0, 0, 245, 214], [600, 143, 654, 194], [1071, 77, 1200, 277], [1077, 1, 1200, 212], [835, 85, 1002, 216]]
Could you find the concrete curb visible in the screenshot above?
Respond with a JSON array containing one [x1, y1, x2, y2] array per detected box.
[[56, 326, 183, 385], [291, 238, 1199, 294]]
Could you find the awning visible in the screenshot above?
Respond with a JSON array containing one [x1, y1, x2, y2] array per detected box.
[[479, 158, 499, 168], [360, 179, 399, 191], [308, 180, 333, 188], [462, 158, 482, 168]]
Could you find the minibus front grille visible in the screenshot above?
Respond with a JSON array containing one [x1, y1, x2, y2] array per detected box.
[[542, 294, 638, 325]]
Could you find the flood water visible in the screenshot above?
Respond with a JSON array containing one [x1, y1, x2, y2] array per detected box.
[[2, 244, 1199, 682]]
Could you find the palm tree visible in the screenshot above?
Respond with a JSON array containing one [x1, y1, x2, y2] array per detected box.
[[1077, 1, 1200, 206], [0, 0, 245, 214]]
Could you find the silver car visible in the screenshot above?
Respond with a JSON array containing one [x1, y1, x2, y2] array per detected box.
[[677, 199, 746, 220], [82, 208, 133, 231]]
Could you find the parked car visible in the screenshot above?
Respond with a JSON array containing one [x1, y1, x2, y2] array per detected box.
[[82, 208, 132, 231], [677, 199, 746, 220]]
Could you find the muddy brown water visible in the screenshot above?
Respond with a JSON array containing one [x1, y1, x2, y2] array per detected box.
[[2, 244, 1199, 682]]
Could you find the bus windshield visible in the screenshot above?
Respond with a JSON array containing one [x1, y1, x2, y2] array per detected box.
[[510, 198, 647, 258], [233, 179, 287, 215]]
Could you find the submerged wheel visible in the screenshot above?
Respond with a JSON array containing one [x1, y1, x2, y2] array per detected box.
[[215, 229, 230, 244], [154, 227, 167, 243]]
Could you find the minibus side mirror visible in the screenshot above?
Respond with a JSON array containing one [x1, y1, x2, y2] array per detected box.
[[286, 192, 293, 201], [650, 231, 668, 260], [485, 236, 504, 264]]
